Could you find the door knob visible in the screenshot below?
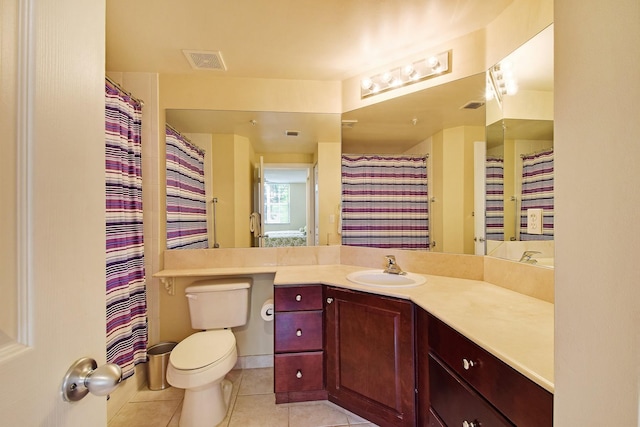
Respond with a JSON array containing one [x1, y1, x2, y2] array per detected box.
[[62, 357, 122, 402]]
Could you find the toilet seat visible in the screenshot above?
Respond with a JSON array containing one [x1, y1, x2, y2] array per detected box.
[[170, 330, 236, 371]]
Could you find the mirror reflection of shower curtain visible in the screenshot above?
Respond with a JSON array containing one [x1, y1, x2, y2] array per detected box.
[[165, 125, 209, 249], [341, 154, 429, 250], [520, 149, 554, 240], [485, 156, 505, 241]]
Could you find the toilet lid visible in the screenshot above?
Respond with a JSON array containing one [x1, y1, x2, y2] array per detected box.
[[170, 330, 236, 370]]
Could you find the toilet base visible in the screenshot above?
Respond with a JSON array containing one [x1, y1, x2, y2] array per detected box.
[[179, 379, 233, 427]]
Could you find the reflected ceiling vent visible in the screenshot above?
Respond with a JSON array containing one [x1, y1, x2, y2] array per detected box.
[[182, 50, 227, 71], [285, 130, 300, 137], [460, 100, 485, 110]]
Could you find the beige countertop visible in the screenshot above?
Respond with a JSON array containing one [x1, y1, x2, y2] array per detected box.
[[274, 264, 554, 393], [154, 263, 554, 393]]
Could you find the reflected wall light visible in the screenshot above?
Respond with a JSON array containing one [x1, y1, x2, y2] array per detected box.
[[360, 50, 451, 98], [486, 60, 518, 107]]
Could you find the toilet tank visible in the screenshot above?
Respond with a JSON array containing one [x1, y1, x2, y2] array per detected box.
[[185, 278, 252, 330]]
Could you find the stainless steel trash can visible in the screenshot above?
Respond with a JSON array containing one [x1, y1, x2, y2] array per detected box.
[[147, 342, 177, 390]]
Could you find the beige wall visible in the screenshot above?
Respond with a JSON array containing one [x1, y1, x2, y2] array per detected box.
[[317, 141, 342, 245], [211, 134, 236, 248], [431, 125, 484, 254], [485, 0, 553, 67], [555, 0, 640, 424]]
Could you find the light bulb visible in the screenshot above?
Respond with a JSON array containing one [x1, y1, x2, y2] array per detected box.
[[361, 78, 373, 90], [381, 72, 393, 83], [403, 64, 414, 76], [427, 56, 440, 69]]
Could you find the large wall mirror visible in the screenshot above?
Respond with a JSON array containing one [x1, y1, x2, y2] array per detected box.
[[164, 74, 487, 254], [165, 109, 340, 249], [485, 24, 554, 267], [162, 25, 553, 257], [341, 74, 487, 254]]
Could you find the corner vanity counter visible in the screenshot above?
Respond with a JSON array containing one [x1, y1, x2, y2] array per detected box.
[[273, 264, 554, 393], [154, 248, 554, 427], [273, 264, 554, 427]]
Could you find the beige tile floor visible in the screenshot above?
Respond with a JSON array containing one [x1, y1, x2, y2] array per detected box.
[[108, 367, 379, 427]]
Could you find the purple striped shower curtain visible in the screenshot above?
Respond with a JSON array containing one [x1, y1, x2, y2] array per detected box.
[[341, 154, 429, 249], [105, 79, 147, 380], [520, 149, 554, 240], [165, 126, 209, 249], [485, 156, 505, 240]]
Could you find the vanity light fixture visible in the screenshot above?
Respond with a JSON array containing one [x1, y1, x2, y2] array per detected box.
[[360, 50, 451, 98], [486, 60, 518, 107]]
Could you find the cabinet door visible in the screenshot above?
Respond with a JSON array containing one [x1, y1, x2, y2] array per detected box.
[[325, 286, 416, 427]]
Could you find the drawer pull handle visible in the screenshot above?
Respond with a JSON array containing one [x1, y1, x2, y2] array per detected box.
[[462, 421, 478, 427], [326, 297, 333, 304], [295, 294, 302, 301], [296, 329, 302, 337], [462, 358, 475, 370], [296, 370, 303, 379]]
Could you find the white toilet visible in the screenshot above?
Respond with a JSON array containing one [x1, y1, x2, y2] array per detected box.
[[167, 278, 251, 427]]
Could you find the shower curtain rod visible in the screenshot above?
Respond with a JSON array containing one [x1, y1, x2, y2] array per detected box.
[[105, 75, 145, 106], [520, 148, 553, 158], [165, 122, 189, 139], [343, 153, 429, 159]]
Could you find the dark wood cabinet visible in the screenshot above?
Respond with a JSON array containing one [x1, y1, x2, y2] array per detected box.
[[273, 285, 553, 427], [423, 312, 553, 427], [274, 285, 327, 403], [325, 286, 416, 427], [429, 355, 514, 427]]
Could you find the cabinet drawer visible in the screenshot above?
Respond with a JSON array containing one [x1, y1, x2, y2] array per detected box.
[[274, 352, 324, 392], [275, 311, 323, 353], [429, 355, 513, 427], [428, 314, 553, 427], [274, 285, 323, 312]]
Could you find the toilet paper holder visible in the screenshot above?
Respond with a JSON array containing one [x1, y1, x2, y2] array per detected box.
[[261, 299, 275, 321]]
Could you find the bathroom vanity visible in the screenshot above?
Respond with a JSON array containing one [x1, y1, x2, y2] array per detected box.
[[155, 250, 554, 427], [272, 281, 552, 427]]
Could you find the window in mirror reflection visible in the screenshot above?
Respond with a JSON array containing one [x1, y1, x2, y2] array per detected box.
[[264, 183, 290, 224]]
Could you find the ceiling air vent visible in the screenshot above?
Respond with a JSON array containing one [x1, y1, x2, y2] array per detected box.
[[460, 100, 485, 110], [182, 50, 227, 71]]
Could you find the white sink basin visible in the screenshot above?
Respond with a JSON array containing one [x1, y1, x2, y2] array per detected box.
[[346, 270, 426, 288]]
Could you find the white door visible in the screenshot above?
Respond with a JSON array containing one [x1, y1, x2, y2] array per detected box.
[[0, 0, 107, 425], [473, 141, 487, 255]]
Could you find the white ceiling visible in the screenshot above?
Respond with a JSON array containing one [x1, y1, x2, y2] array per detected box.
[[106, 0, 523, 153], [106, 0, 514, 80]]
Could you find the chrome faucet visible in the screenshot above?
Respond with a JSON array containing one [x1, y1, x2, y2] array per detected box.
[[519, 250, 541, 264], [383, 255, 405, 275]]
